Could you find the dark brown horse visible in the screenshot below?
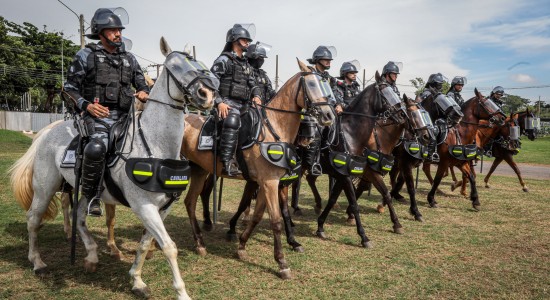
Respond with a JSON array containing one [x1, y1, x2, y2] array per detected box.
[[482, 109, 536, 192], [422, 89, 506, 210]]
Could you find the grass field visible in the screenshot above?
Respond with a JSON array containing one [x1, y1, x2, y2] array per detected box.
[[482, 136, 550, 165], [1, 129, 549, 299]]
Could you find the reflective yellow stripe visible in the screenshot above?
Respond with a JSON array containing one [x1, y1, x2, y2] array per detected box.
[[133, 170, 153, 176], [452, 150, 463, 153], [164, 180, 189, 185], [351, 169, 363, 174], [368, 156, 379, 162], [281, 175, 299, 181], [422, 153, 428, 157], [467, 153, 476, 157], [382, 166, 392, 171], [184, 58, 197, 70], [409, 147, 420, 151], [290, 159, 296, 165], [333, 159, 346, 165], [268, 150, 284, 155]]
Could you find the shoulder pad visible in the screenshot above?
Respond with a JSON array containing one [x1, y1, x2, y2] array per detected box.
[[220, 52, 236, 61]]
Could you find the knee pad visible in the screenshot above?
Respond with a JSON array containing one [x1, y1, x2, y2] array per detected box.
[[223, 113, 241, 130], [84, 138, 107, 161]]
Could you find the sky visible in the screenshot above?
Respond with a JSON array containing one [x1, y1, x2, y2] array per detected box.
[[3, 0, 550, 104]]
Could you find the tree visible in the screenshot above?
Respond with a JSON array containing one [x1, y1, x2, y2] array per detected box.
[[0, 17, 79, 112], [409, 77, 450, 96], [501, 94, 530, 113]]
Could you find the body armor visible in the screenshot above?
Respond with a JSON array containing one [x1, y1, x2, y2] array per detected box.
[[447, 89, 465, 106], [217, 52, 254, 101], [380, 76, 400, 97], [81, 44, 134, 111], [336, 80, 361, 107], [253, 68, 275, 102]]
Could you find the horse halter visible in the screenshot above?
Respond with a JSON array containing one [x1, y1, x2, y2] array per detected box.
[[408, 103, 436, 142], [433, 93, 463, 126], [477, 97, 506, 126], [299, 71, 337, 119], [378, 85, 407, 124]]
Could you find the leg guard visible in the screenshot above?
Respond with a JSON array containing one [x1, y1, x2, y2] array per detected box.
[[81, 138, 107, 202], [219, 113, 241, 176]]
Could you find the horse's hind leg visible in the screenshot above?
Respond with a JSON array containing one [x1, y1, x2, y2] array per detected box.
[[130, 205, 190, 300], [74, 196, 100, 272], [279, 185, 303, 252], [227, 181, 258, 242], [61, 192, 72, 241], [484, 158, 502, 188], [290, 176, 302, 215], [342, 178, 371, 247], [183, 167, 209, 256], [316, 178, 343, 239], [505, 156, 528, 192], [27, 191, 57, 274], [200, 174, 215, 231], [105, 203, 124, 260], [306, 174, 323, 214]]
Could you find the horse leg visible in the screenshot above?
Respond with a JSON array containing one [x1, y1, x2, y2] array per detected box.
[[129, 205, 190, 300], [104, 203, 124, 260], [200, 174, 215, 231], [183, 168, 209, 256], [61, 192, 72, 241], [342, 178, 371, 247], [354, 178, 371, 199], [402, 164, 423, 222], [427, 164, 447, 208], [484, 158, 502, 188], [390, 172, 406, 203], [227, 181, 258, 242], [279, 185, 304, 252], [460, 167, 469, 197], [460, 163, 480, 210], [372, 175, 404, 234], [316, 178, 344, 239], [74, 196, 100, 272], [450, 167, 460, 191], [422, 161, 434, 185], [306, 174, 324, 214], [291, 176, 302, 215], [505, 155, 528, 192]]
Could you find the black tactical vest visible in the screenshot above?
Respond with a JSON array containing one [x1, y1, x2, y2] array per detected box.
[[218, 52, 253, 101], [254, 68, 272, 101], [82, 44, 133, 111], [447, 90, 465, 106], [338, 81, 361, 105]]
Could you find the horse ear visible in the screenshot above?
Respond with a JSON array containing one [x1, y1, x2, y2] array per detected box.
[[297, 58, 309, 72], [160, 36, 172, 57], [375, 70, 381, 82], [474, 87, 481, 98]]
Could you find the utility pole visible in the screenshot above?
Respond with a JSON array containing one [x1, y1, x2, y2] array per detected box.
[[275, 55, 279, 91], [58, 0, 86, 48], [149, 64, 162, 79], [193, 46, 196, 59], [362, 69, 366, 89]]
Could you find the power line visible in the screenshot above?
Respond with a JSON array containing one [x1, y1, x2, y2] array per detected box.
[[133, 52, 159, 65]]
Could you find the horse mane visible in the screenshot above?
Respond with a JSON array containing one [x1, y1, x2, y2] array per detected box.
[[345, 82, 376, 112]]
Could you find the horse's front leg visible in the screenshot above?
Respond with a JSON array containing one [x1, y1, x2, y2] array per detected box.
[[370, 174, 403, 234], [427, 163, 448, 208], [183, 168, 209, 256], [460, 163, 480, 210], [342, 177, 371, 247], [504, 155, 528, 192], [484, 158, 503, 188], [279, 185, 303, 252], [316, 177, 343, 239], [290, 176, 302, 215], [227, 181, 258, 242], [306, 173, 324, 214], [402, 163, 423, 222], [199, 174, 215, 231], [75, 196, 99, 272], [105, 203, 123, 260]]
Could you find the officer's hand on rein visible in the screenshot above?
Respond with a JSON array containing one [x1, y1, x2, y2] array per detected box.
[[87, 102, 110, 118], [135, 91, 149, 103], [335, 104, 343, 115]]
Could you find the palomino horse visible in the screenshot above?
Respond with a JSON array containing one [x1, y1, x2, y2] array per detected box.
[[377, 91, 463, 222], [422, 89, 506, 210], [482, 110, 536, 192], [450, 113, 520, 196], [9, 37, 216, 300], [181, 59, 335, 279]]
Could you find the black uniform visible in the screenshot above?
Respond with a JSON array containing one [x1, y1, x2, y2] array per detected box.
[[253, 68, 276, 102], [335, 80, 361, 108], [211, 51, 260, 174], [64, 42, 149, 207], [447, 88, 465, 106]]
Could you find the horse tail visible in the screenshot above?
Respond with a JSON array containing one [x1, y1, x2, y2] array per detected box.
[[8, 127, 59, 221]]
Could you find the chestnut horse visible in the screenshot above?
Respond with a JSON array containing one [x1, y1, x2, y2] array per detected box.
[[422, 89, 506, 210]]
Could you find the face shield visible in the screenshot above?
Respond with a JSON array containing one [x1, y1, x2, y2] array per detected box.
[[165, 52, 220, 91], [434, 94, 459, 112], [483, 99, 502, 115], [509, 126, 520, 140], [380, 86, 402, 107], [410, 108, 434, 129], [304, 74, 336, 105], [525, 117, 535, 130]]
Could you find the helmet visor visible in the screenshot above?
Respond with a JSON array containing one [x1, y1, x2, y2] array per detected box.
[[106, 7, 129, 25], [235, 23, 256, 40], [434, 94, 459, 112], [482, 99, 501, 115]]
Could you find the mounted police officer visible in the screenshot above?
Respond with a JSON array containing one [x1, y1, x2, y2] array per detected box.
[[246, 42, 276, 102], [64, 8, 150, 216], [380, 61, 401, 97], [335, 60, 361, 111], [489, 86, 505, 107], [211, 24, 262, 176], [420, 72, 446, 100], [447, 76, 467, 106]]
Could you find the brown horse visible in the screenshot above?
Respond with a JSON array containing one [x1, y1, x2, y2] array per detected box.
[[450, 113, 520, 196], [180, 59, 335, 279], [482, 110, 536, 192], [422, 89, 506, 210]]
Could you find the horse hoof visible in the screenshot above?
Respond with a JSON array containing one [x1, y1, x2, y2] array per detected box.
[[279, 268, 292, 280], [429, 202, 438, 208], [111, 252, 124, 261], [522, 187, 529, 192], [450, 183, 457, 191], [226, 232, 238, 242], [377, 204, 385, 214], [196, 247, 207, 257], [34, 267, 48, 276], [472, 204, 481, 211], [293, 246, 305, 253], [346, 218, 356, 226], [395, 197, 407, 204], [361, 241, 373, 248], [293, 209, 303, 216], [237, 249, 248, 260], [393, 226, 404, 234], [145, 250, 154, 260], [415, 215, 424, 222], [461, 192, 468, 197], [316, 230, 327, 240], [485, 184, 490, 188], [84, 260, 97, 273], [132, 286, 151, 299], [202, 222, 213, 232]]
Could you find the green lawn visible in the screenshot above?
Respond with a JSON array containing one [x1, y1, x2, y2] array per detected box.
[[1, 129, 549, 299], [482, 135, 550, 165]]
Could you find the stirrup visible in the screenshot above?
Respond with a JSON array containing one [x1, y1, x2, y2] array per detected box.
[[87, 197, 103, 217], [430, 153, 440, 163], [310, 163, 322, 176], [222, 161, 242, 177]]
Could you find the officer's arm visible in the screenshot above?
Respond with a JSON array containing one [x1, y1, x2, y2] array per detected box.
[[63, 49, 90, 113], [266, 76, 276, 100], [210, 57, 227, 105], [131, 57, 151, 94]]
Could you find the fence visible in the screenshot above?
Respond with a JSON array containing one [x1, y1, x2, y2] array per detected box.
[[0, 111, 65, 132]]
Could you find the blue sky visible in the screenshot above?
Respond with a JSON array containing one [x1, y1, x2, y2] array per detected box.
[[3, 0, 550, 104]]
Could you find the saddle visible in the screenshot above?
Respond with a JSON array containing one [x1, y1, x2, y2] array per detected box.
[[197, 108, 262, 151], [403, 141, 430, 160]]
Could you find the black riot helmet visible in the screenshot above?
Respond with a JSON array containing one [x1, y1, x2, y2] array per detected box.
[[425, 73, 447, 91], [226, 24, 253, 43], [307, 46, 336, 64], [246, 42, 271, 69], [86, 8, 126, 40], [339, 60, 360, 79], [382, 61, 401, 75], [492, 86, 505, 96], [451, 76, 467, 87]]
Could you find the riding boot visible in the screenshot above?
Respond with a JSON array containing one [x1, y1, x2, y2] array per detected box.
[[303, 138, 322, 175], [219, 128, 241, 176], [81, 139, 106, 217]]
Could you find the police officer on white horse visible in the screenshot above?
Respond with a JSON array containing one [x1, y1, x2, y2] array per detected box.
[[211, 24, 262, 176], [64, 8, 150, 216]]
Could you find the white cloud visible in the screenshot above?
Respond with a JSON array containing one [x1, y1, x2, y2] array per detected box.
[[510, 73, 536, 83]]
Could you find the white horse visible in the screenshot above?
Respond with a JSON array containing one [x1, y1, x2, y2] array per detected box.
[[9, 37, 216, 300]]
